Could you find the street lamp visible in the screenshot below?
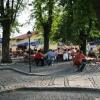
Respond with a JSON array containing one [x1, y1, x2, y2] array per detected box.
[[27, 31, 32, 72]]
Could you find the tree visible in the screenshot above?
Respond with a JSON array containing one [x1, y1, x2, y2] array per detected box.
[[93, 0, 100, 29], [0, 0, 24, 63], [58, 0, 98, 54], [32, 0, 55, 53], [57, 0, 74, 43], [72, 0, 95, 54]]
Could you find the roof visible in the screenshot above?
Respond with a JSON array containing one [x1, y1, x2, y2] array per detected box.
[[14, 32, 37, 40]]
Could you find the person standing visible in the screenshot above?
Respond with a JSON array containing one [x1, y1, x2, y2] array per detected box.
[[63, 49, 69, 61]]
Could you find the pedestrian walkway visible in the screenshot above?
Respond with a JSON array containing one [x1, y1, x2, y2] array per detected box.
[[0, 61, 75, 75], [0, 61, 100, 93]]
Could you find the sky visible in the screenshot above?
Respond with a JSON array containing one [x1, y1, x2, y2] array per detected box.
[[12, 2, 34, 37]]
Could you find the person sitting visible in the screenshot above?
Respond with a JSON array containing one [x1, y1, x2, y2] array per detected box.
[[45, 49, 57, 65], [73, 50, 86, 72], [34, 50, 44, 66]]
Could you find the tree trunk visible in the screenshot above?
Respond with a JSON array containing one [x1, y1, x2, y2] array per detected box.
[[43, 27, 49, 53], [1, 22, 12, 63], [80, 39, 87, 55], [79, 30, 87, 55], [93, 0, 100, 29]]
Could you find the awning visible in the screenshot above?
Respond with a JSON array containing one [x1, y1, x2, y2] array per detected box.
[[90, 40, 100, 45], [17, 41, 40, 46]]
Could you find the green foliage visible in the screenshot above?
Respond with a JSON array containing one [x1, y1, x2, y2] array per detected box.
[[30, 0, 100, 45], [56, 0, 99, 44], [31, 0, 56, 52], [31, 0, 63, 40], [0, 0, 27, 32], [54, 0, 76, 43], [32, 0, 52, 25], [72, 0, 95, 30], [11, 21, 21, 33], [50, 3, 63, 39], [90, 30, 100, 40], [0, 0, 27, 63]]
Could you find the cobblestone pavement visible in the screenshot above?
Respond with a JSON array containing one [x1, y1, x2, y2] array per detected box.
[[0, 90, 100, 100], [0, 62, 74, 74], [0, 62, 100, 100], [0, 61, 100, 92]]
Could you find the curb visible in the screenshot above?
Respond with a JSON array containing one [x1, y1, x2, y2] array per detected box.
[[0, 67, 49, 76], [0, 66, 68, 76], [0, 61, 70, 67], [1, 86, 100, 93], [0, 62, 71, 76]]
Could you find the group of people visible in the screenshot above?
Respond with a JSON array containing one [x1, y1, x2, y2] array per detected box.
[[32, 49, 57, 66], [10, 46, 99, 72], [33, 48, 90, 72], [10, 45, 98, 72], [33, 47, 81, 66], [10, 45, 99, 72], [23, 47, 81, 66]]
